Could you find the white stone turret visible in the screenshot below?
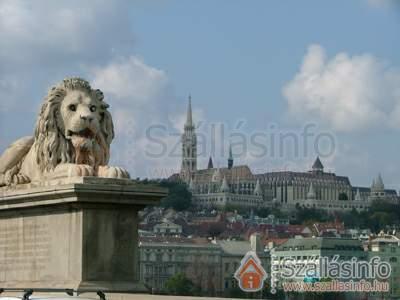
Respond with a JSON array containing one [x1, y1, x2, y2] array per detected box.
[[355, 188, 362, 201], [220, 176, 229, 193], [371, 173, 385, 199], [254, 179, 262, 196], [374, 174, 384, 191], [212, 168, 222, 183], [188, 178, 194, 191], [307, 183, 316, 200]]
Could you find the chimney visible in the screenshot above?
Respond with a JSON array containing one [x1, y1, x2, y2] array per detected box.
[[250, 233, 263, 253]]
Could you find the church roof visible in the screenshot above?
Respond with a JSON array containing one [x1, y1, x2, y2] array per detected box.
[[194, 165, 255, 184]]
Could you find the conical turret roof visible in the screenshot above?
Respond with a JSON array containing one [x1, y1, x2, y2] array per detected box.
[[375, 173, 384, 190], [207, 156, 214, 169], [312, 156, 324, 172]]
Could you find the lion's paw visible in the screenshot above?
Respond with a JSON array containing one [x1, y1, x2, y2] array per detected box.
[[67, 164, 95, 177], [11, 173, 31, 185], [98, 166, 130, 179], [51, 163, 95, 178]]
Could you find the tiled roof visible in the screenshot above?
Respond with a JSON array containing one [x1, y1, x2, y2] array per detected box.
[[218, 240, 252, 256], [352, 186, 397, 195], [139, 236, 214, 247], [194, 165, 254, 183], [256, 171, 351, 185], [275, 237, 363, 251]]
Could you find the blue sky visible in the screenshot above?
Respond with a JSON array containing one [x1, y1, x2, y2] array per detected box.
[[0, 0, 400, 189]]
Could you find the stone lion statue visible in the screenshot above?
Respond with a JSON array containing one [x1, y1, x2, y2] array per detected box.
[[0, 77, 130, 187]]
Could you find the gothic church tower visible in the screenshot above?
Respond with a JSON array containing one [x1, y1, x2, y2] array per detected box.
[[180, 96, 197, 182]]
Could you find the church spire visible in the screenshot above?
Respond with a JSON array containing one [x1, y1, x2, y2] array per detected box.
[[180, 95, 197, 182], [228, 144, 233, 169], [185, 95, 193, 128], [207, 156, 214, 169]]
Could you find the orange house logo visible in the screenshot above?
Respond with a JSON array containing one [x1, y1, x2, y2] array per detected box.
[[234, 251, 268, 292]]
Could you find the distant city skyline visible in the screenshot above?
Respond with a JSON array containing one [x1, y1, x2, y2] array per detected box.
[[0, 0, 399, 189]]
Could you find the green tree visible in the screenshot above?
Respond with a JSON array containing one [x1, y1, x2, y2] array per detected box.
[[159, 181, 192, 211], [293, 207, 332, 224], [256, 207, 271, 218], [165, 273, 197, 296]]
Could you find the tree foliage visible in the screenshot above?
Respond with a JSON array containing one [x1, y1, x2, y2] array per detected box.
[[158, 180, 192, 211], [292, 207, 333, 224], [165, 273, 198, 296], [336, 201, 400, 232]]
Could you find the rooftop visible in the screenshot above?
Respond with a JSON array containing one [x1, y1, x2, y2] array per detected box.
[[275, 237, 363, 252]]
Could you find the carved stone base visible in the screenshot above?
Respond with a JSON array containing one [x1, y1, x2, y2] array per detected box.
[[0, 177, 166, 293]]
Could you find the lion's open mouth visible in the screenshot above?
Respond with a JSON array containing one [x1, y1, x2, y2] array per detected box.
[[67, 128, 95, 140]]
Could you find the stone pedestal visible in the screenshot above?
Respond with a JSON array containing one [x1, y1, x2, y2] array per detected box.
[[0, 177, 167, 293]]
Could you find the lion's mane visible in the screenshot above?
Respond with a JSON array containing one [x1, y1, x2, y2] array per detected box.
[[34, 78, 114, 172]]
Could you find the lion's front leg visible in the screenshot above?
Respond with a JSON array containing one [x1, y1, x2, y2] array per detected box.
[[48, 163, 95, 179], [98, 166, 130, 179], [0, 165, 31, 187]]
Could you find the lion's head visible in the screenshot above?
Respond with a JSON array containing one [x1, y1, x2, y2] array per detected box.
[[34, 78, 114, 172]]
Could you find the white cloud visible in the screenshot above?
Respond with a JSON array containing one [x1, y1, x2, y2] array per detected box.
[[283, 44, 400, 132], [0, 1, 185, 179], [0, 0, 132, 64], [90, 56, 169, 137], [88, 55, 193, 178], [91, 56, 168, 103], [0, 0, 135, 112]]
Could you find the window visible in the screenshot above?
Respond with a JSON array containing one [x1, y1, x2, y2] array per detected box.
[[225, 280, 229, 289], [225, 262, 230, 272]]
